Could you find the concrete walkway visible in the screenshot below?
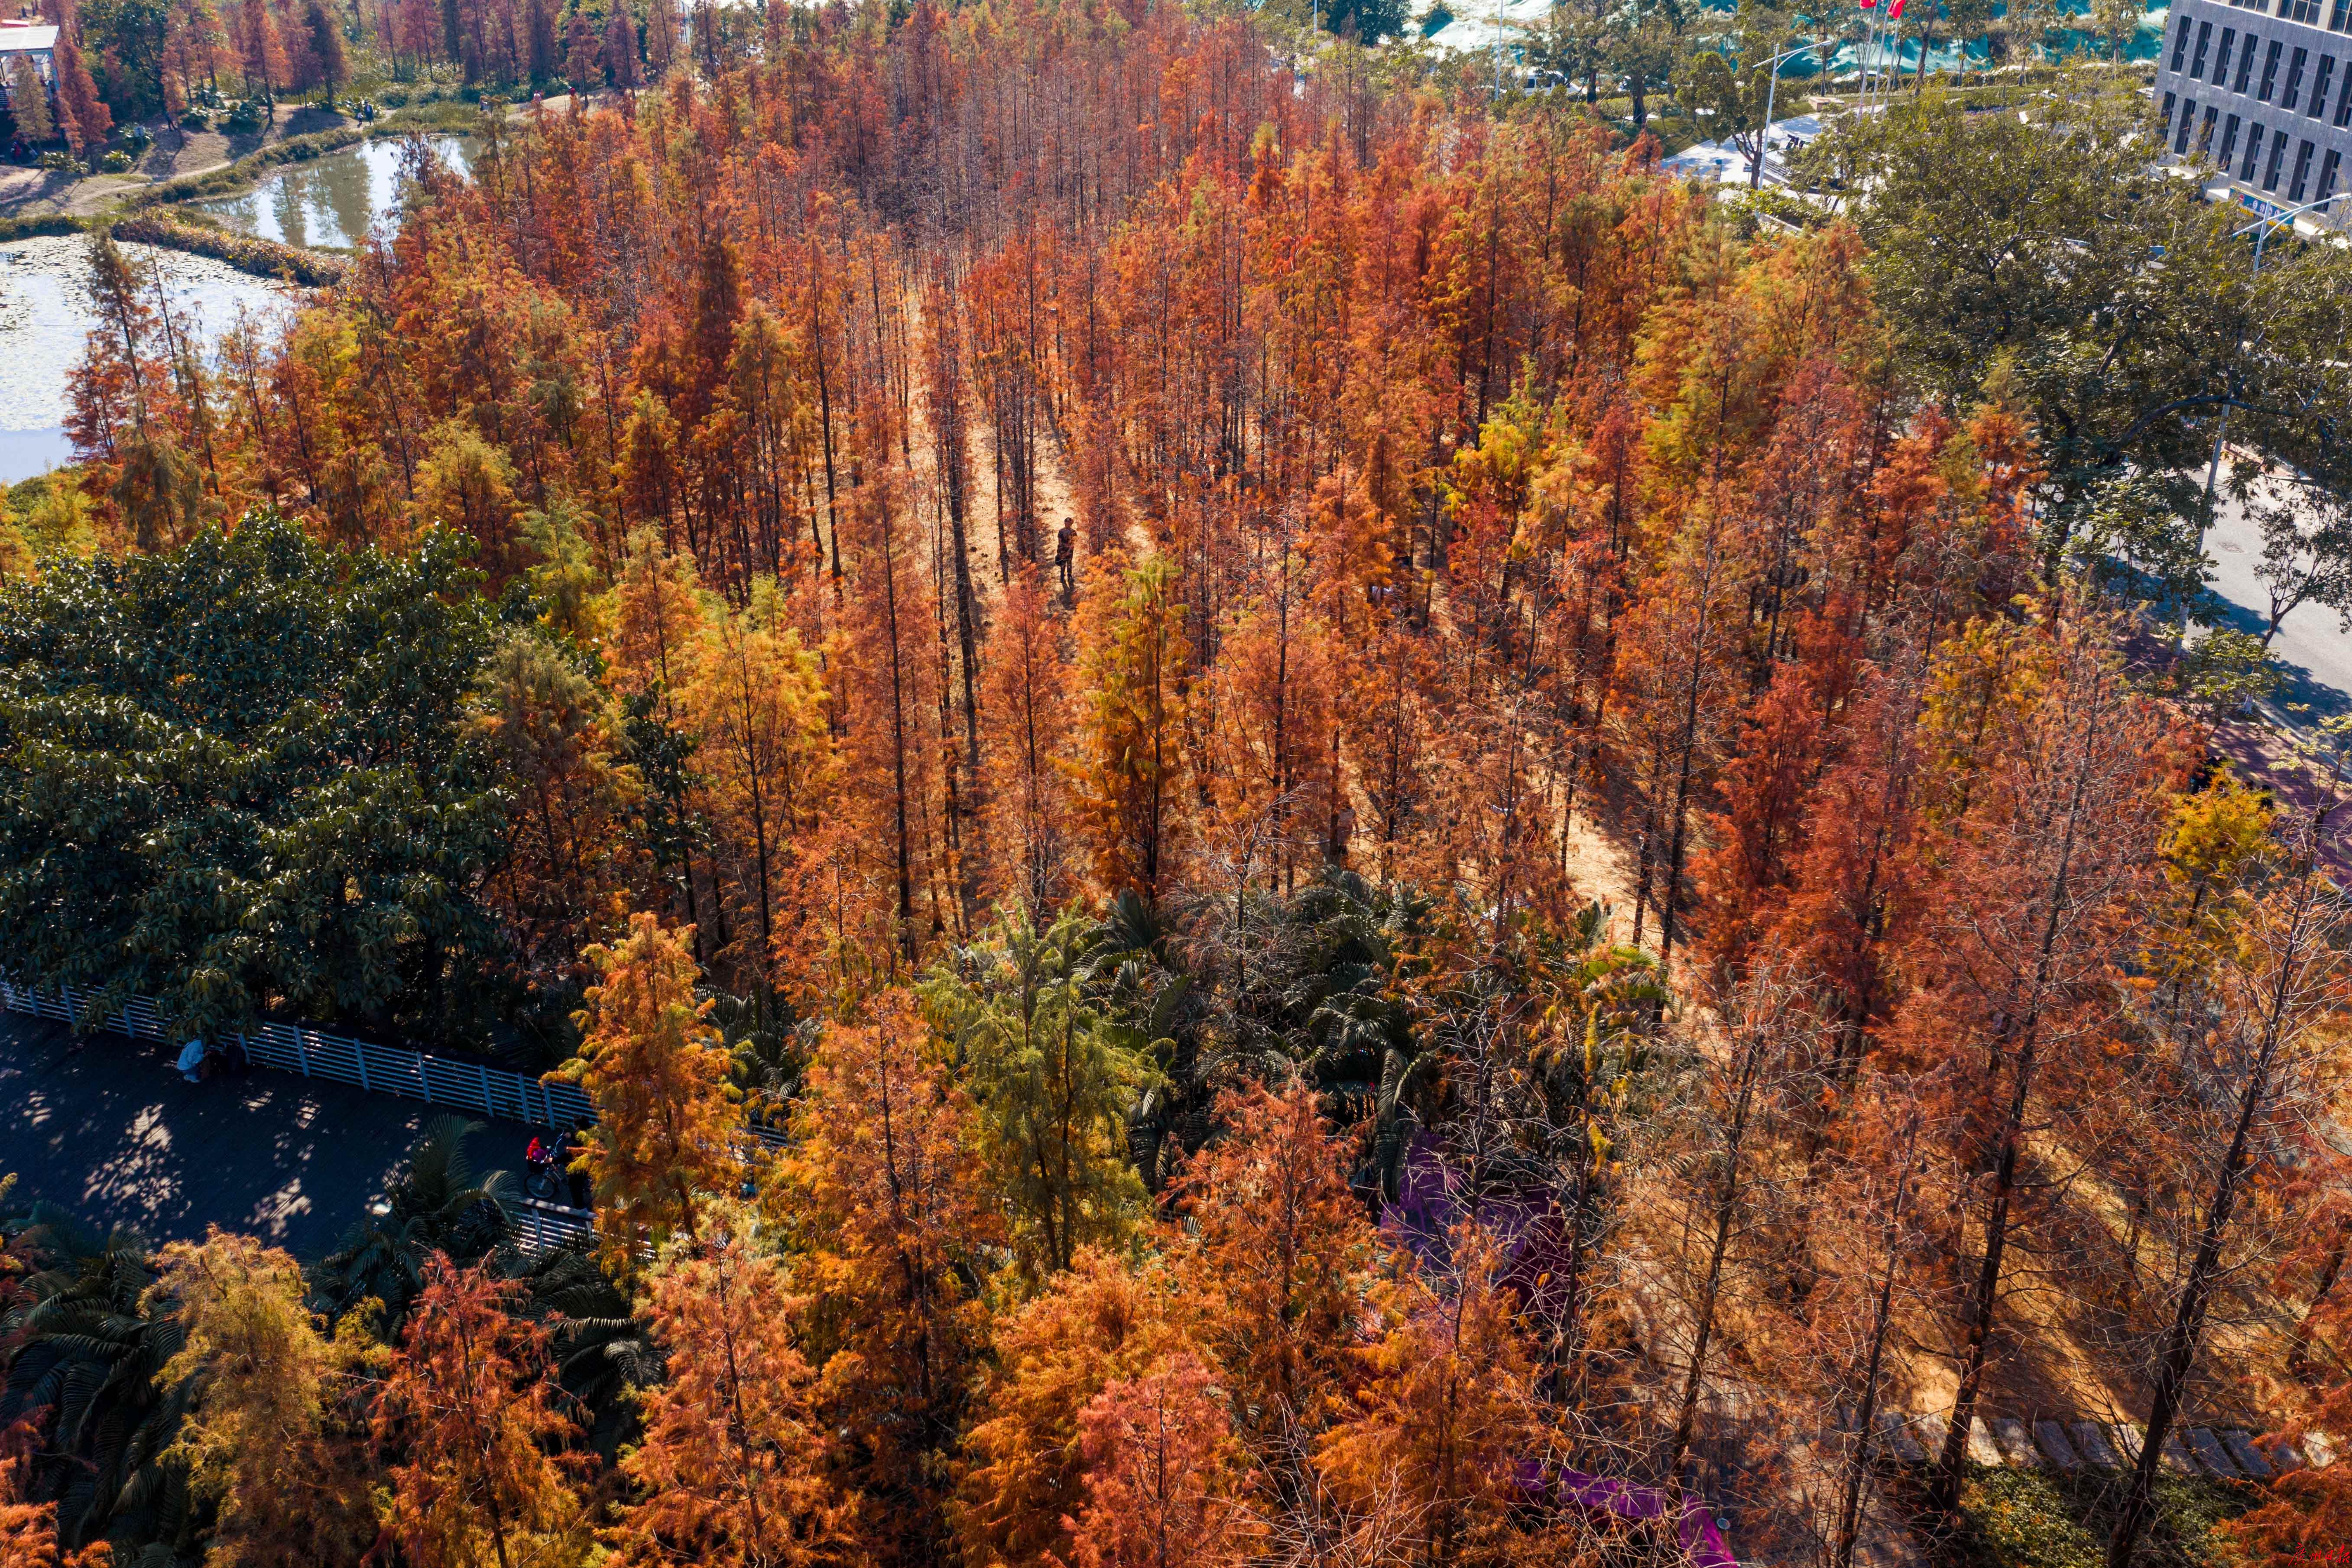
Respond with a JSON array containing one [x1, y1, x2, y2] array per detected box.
[[0, 1010, 539, 1260]]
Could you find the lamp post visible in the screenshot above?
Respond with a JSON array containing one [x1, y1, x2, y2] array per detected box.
[[1748, 36, 1832, 188], [2198, 191, 2343, 521]]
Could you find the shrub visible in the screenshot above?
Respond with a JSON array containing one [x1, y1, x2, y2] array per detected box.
[[110, 213, 351, 286]]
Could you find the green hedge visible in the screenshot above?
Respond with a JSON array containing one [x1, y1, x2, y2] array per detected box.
[[1939, 1464, 2258, 1568]]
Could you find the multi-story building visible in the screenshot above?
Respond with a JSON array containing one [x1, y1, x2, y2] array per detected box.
[[0, 19, 58, 112], [2155, 0, 2352, 224]]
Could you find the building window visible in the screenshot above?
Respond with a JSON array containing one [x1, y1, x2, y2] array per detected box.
[[2174, 12, 2195, 67], [2243, 122, 2266, 180], [2285, 45, 2308, 107], [2320, 148, 2343, 202], [2179, 97, 2202, 151], [2287, 0, 2321, 22], [2162, 90, 2180, 138], [2260, 38, 2284, 100], [2194, 20, 2214, 75], [2218, 28, 2240, 80], [2221, 110, 2244, 163], [2238, 37, 2261, 92], [2332, 0, 2349, 32], [2339, 65, 2352, 123], [2202, 103, 2222, 152], [2264, 128, 2290, 188], [2290, 138, 2316, 198], [2314, 56, 2339, 117]]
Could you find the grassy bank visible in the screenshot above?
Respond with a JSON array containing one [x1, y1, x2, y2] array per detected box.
[[127, 100, 480, 212], [0, 213, 89, 242], [0, 209, 342, 287], [110, 213, 347, 286]]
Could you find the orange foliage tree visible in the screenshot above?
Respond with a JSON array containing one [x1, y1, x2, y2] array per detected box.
[[775, 990, 998, 1563], [609, 1227, 849, 1566], [557, 912, 745, 1268], [372, 1255, 586, 1568]]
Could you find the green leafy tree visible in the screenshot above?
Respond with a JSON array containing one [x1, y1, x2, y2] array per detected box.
[[1679, 51, 1771, 174], [2067, 471, 2211, 626], [922, 910, 1157, 1278], [0, 511, 514, 1045], [80, 0, 172, 119], [6, 55, 54, 144], [1806, 88, 2308, 518]]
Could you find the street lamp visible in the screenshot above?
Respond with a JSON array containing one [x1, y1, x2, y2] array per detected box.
[[1746, 37, 1833, 189], [2197, 190, 2343, 520]]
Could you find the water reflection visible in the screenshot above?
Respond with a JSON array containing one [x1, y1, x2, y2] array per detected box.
[[191, 135, 472, 253], [0, 236, 296, 484]]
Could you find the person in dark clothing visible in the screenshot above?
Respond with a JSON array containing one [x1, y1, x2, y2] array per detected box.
[[1055, 516, 1077, 603], [562, 1118, 593, 1210]]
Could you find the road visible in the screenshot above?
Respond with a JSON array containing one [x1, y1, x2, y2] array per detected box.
[[0, 1010, 539, 1260], [2199, 479, 2352, 727]]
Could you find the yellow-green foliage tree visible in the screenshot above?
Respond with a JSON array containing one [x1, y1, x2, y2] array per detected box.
[[557, 912, 745, 1269], [149, 1230, 377, 1568], [921, 911, 1154, 1279], [1070, 553, 1189, 902]]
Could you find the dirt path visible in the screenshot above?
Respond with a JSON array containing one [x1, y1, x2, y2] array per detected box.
[[0, 104, 349, 221]]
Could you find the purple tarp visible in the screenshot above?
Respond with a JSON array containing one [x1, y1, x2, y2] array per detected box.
[[1392, 1139, 1739, 1568], [1536, 1464, 1739, 1568]]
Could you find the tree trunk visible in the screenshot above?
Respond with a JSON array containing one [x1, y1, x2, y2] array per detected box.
[[2108, 866, 2326, 1567]]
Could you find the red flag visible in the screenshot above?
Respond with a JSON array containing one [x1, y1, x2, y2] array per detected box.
[[1888, 0, 1905, 17]]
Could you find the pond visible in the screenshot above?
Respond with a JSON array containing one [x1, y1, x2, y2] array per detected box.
[[188, 134, 472, 254], [0, 236, 299, 485]]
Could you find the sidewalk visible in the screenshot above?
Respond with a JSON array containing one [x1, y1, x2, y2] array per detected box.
[[0, 1010, 538, 1259]]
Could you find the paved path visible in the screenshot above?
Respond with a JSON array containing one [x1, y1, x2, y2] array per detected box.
[[0, 1010, 540, 1260], [2199, 481, 2352, 726]]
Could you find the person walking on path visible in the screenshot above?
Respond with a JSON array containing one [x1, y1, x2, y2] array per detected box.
[[1056, 516, 1077, 604], [561, 1118, 593, 1210]]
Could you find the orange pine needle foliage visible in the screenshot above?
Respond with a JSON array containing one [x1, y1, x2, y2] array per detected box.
[[372, 1255, 586, 1568], [1055, 1352, 1262, 1568], [610, 1229, 849, 1567], [558, 912, 746, 1268]]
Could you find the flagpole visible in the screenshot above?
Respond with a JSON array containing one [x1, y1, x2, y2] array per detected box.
[[1858, 0, 1881, 108], [1885, 0, 1907, 98]]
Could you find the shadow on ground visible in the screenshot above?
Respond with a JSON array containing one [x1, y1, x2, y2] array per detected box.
[[2196, 594, 2352, 731], [0, 1011, 539, 1260]]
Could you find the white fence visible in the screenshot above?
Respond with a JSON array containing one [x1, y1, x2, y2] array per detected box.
[[0, 978, 596, 1130], [510, 1195, 597, 1253]]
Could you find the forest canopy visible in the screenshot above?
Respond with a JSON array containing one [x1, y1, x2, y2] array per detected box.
[[6, 3, 2352, 1568]]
